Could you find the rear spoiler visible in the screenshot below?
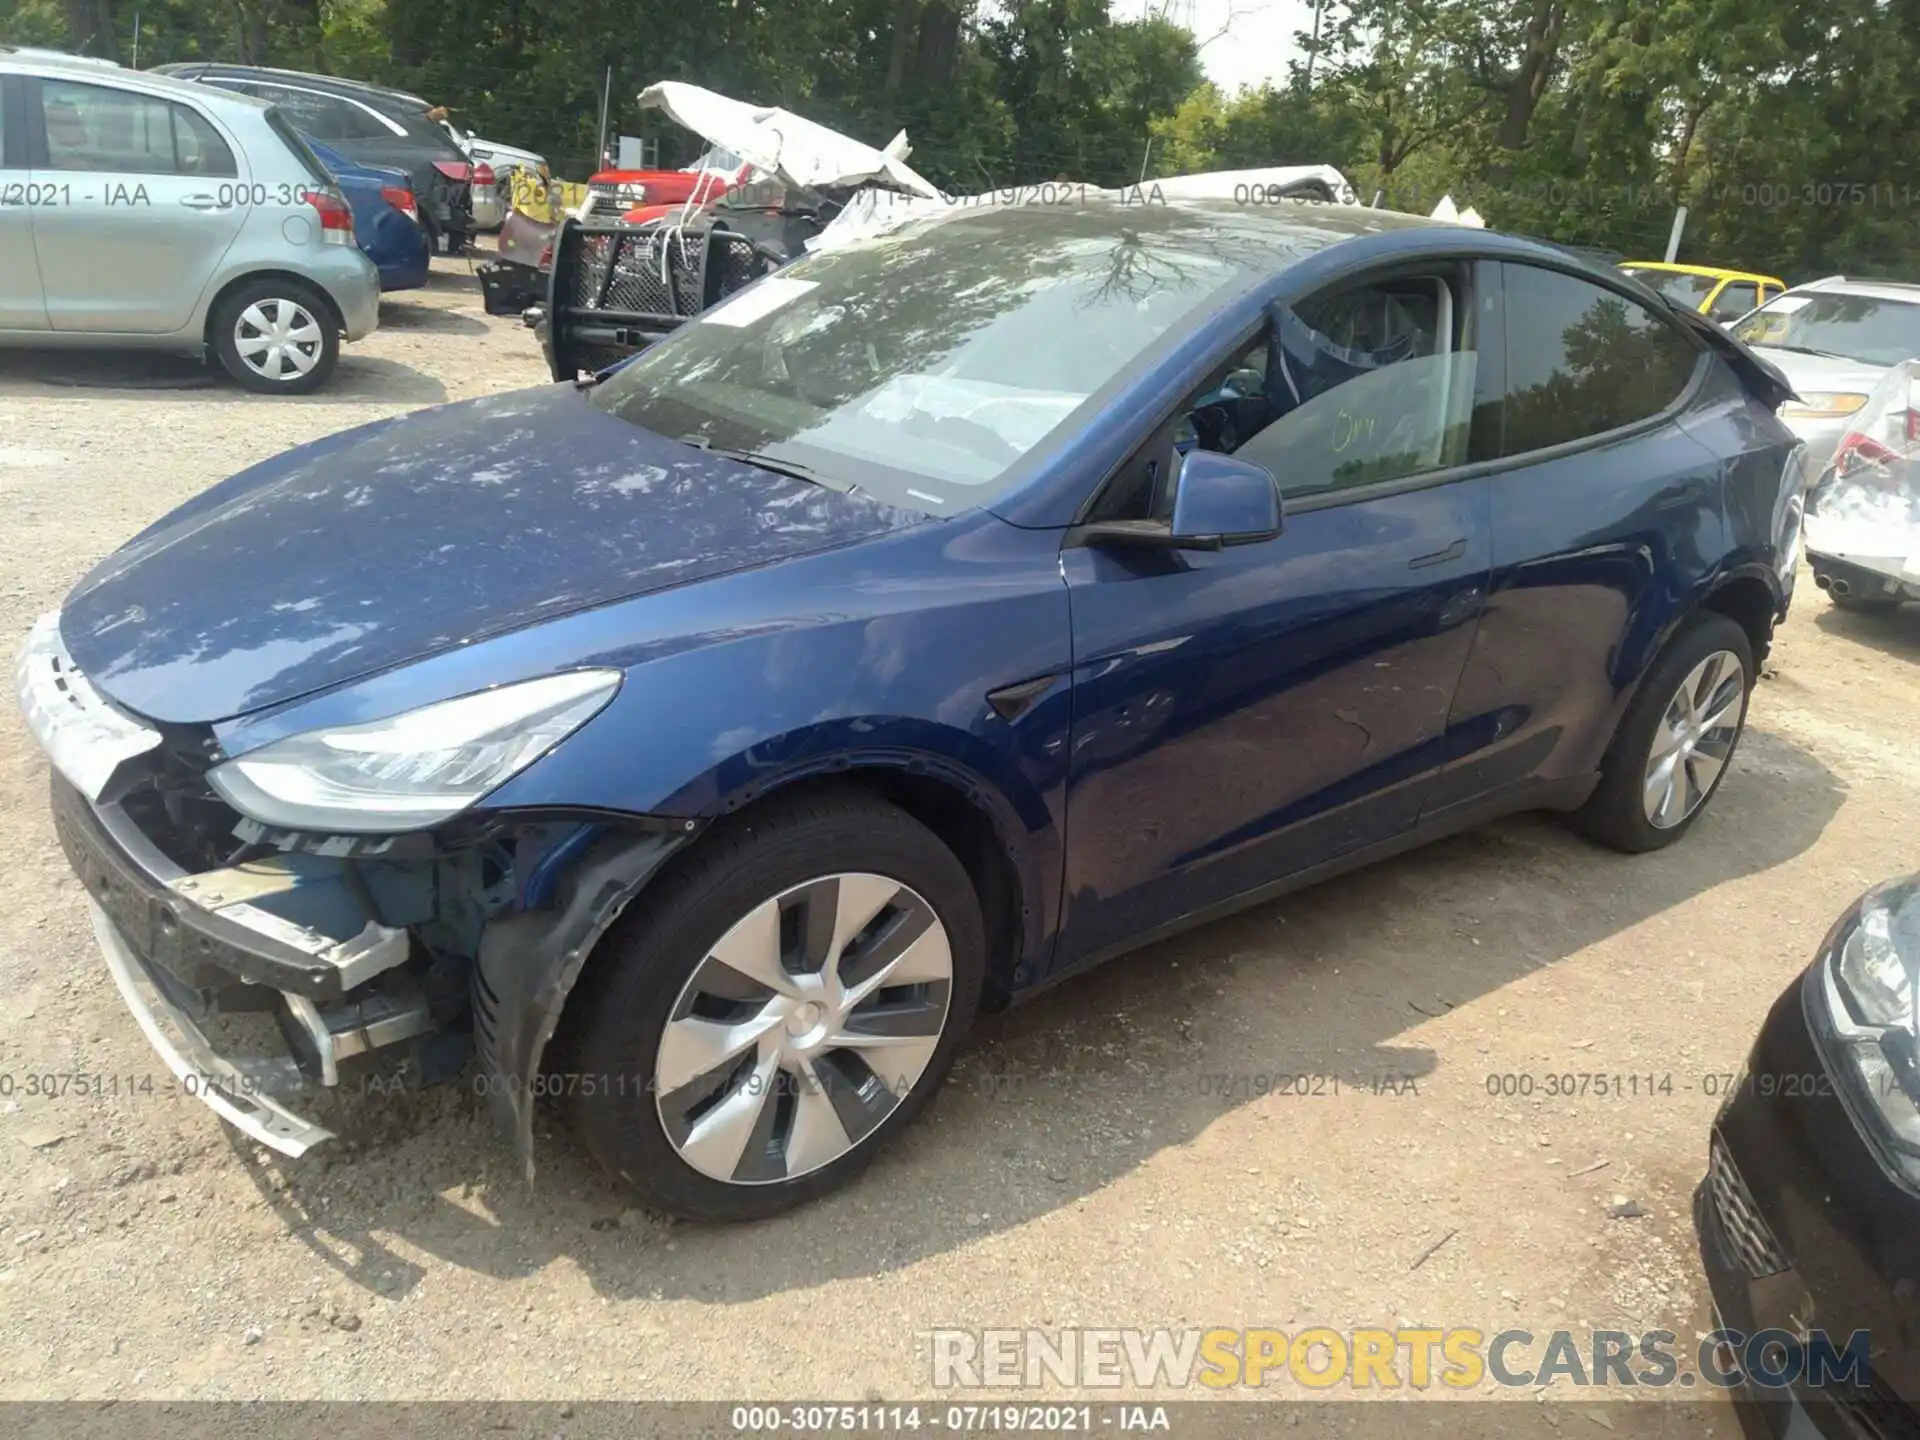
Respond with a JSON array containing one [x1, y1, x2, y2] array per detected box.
[[1612, 262, 1800, 409], [1666, 302, 1801, 410]]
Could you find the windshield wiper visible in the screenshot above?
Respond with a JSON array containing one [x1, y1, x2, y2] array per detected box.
[[1766, 343, 1854, 361], [678, 436, 855, 493]]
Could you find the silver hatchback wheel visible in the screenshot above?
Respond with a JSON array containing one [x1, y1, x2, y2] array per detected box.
[[653, 873, 954, 1185], [1643, 648, 1747, 829], [233, 297, 325, 383]]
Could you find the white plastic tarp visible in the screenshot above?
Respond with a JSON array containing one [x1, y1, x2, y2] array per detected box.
[[808, 163, 1363, 255], [636, 81, 940, 198]]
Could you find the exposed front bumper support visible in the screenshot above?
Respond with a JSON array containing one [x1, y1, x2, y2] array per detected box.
[[89, 900, 335, 1157], [55, 774, 438, 1155]]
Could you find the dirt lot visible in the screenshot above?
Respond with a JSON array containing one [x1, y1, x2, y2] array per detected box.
[[0, 255, 1915, 1422]]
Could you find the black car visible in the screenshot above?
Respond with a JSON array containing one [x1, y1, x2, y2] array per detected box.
[[153, 63, 473, 251], [1697, 874, 1920, 1438]]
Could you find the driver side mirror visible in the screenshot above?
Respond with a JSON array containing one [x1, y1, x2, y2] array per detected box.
[[1081, 450, 1283, 553]]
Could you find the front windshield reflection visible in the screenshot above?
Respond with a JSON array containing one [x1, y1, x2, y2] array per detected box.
[[589, 202, 1329, 512]]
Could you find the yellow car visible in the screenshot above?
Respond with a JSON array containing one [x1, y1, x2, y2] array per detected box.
[[1618, 262, 1787, 325], [507, 168, 589, 224]]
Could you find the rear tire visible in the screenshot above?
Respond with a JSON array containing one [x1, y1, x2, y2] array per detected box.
[[565, 789, 986, 1222], [1573, 612, 1754, 854], [210, 277, 338, 395]]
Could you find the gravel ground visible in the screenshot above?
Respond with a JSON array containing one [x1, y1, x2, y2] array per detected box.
[[0, 256, 1915, 1425]]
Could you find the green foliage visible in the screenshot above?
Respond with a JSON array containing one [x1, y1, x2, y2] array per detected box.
[[0, 0, 1912, 277]]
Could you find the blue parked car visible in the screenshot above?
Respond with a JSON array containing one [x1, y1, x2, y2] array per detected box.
[[19, 200, 1804, 1221], [306, 136, 429, 293]]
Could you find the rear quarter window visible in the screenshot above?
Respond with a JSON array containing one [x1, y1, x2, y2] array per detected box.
[[1497, 263, 1703, 458]]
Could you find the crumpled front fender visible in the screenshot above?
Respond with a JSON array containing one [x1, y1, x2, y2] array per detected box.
[[474, 826, 695, 1174]]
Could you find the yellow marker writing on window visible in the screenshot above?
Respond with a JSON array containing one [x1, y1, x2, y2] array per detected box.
[[1333, 409, 1376, 453]]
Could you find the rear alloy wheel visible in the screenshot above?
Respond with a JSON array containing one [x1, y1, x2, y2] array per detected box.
[[211, 279, 338, 394], [565, 791, 985, 1221], [1640, 648, 1747, 831], [1574, 612, 1754, 853]]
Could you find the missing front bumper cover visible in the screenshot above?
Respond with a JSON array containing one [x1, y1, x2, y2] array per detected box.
[[54, 773, 438, 1151], [89, 900, 334, 1157]]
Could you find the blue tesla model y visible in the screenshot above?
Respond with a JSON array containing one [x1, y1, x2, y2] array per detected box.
[[18, 197, 1805, 1219]]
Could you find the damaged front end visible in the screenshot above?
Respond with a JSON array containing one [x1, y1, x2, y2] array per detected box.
[[20, 614, 692, 1168], [1805, 358, 1920, 604]]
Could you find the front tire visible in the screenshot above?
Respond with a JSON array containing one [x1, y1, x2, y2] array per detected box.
[[565, 789, 986, 1222], [1574, 612, 1754, 854], [210, 278, 338, 394]]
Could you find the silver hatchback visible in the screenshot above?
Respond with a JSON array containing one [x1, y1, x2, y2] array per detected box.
[[0, 51, 379, 393]]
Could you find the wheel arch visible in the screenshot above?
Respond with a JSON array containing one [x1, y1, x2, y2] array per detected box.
[[201, 268, 347, 350], [1698, 568, 1781, 669], [658, 750, 1043, 1009], [1593, 563, 1780, 778], [474, 754, 1049, 1178]]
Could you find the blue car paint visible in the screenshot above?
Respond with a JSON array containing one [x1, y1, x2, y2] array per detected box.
[[194, 509, 1079, 978], [60, 385, 930, 723], [306, 136, 430, 293], [54, 206, 1799, 998], [1057, 476, 1492, 969]]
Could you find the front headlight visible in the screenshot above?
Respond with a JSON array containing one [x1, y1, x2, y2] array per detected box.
[[1814, 876, 1920, 1160], [207, 670, 621, 834], [1782, 392, 1870, 419]]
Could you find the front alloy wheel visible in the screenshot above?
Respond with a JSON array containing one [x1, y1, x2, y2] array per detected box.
[[563, 790, 985, 1221], [1643, 649, 1746, 830], [656, 874, 954, 1184]]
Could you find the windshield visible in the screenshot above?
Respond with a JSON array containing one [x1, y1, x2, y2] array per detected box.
[[588, 203, 1296, 513], [687, 146, 746, 174], [1621, 268, 1717, 308], [1733, 292, 1920, 367]]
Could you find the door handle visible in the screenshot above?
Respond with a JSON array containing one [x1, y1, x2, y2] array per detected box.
[[1408, 538, 1468, 570], [179, 194, 222, 211]]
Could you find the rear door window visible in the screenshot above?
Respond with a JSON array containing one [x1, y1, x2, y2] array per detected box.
[[1708, 282, 1759, 324], [38, 78, 237, 177], [327, 97, 404, 142], [1495, 263, 1703, 458]]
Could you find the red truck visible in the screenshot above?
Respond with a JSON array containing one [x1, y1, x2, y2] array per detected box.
[[584, 151, 751, 222]]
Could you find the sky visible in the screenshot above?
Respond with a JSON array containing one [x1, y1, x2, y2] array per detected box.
[[1180, 0, 1320, 95]]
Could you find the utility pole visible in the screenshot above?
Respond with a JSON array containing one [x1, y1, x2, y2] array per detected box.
[[595, 66, 613, 170], [1663, 204, 1689, 263], [1305, 0, 1325, 88], [131, 10, 141, 67]]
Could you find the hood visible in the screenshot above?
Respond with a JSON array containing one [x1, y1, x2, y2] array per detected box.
[[1746, 343, 1888, 396], [636, 81, 940, 198], [60, 386, 927, 725]]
